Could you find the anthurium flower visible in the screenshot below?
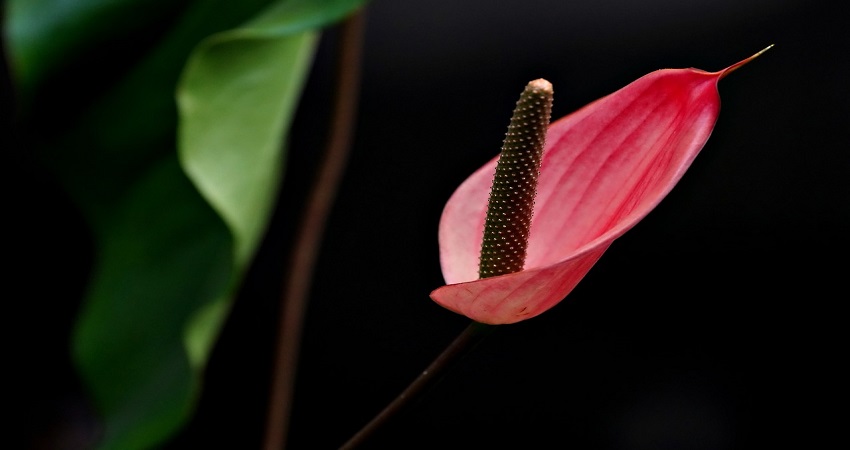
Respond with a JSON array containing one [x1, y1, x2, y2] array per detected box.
[[430, 48, 770, 325]]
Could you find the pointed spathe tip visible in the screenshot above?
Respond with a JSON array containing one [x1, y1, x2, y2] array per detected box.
[[719, 44, 774, 79]]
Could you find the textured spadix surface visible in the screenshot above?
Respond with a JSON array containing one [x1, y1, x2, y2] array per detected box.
[[431, 52, 764, 324]]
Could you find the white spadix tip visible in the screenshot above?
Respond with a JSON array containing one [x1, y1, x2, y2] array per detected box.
[[528, 78, 553, 93]]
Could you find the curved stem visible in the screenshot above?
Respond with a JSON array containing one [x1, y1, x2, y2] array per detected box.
[[263, 10, 366, 450], [338, 321, 496, 450]]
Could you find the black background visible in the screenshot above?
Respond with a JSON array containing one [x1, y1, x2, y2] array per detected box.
[[13, 0, 848, 449]]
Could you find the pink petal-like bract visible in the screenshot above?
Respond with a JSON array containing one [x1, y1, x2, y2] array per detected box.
[[430, 50, 767, 324]]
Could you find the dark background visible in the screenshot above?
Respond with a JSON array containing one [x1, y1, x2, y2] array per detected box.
[[13, 0, 848, 449]]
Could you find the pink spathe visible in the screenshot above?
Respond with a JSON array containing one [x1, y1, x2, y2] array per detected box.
[[430, 49, 768, 324]]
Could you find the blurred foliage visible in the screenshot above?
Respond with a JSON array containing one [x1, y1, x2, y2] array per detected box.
[[5, 0, 368, 448]]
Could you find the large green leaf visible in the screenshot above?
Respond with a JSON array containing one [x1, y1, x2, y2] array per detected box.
[[6, 0, 368, 448], [176, 0, 370, 369]]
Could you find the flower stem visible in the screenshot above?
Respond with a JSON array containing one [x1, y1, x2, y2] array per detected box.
[[262, 9, 366, 450], [338, 321, 496, 449]]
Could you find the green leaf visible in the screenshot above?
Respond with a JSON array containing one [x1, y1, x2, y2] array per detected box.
[[177, 29, 317, 271], [176, 0, 369, 366], [4, 0, 365, 449], [73, 156, 234, 449], [5, 0, 369, 448]]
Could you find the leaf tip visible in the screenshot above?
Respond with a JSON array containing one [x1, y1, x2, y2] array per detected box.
[[720, 44, 774, 79]]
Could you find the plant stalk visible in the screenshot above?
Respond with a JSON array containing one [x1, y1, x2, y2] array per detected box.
[[338, 321, 495, 449], [263, 9, 366, 450]]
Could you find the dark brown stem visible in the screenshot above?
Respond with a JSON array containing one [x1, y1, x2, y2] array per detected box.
[[338, 321, 496, 449], [263, 10, 366, 450]]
